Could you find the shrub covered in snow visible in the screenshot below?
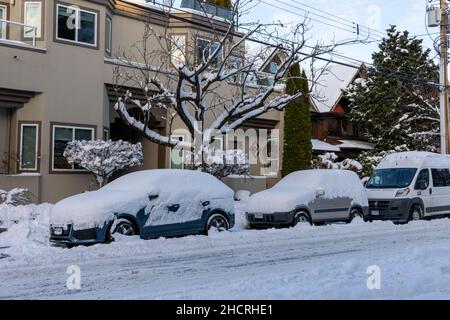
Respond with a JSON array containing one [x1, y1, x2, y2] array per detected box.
[[185, 149, 250, 179], [312, 153, 363, 174], [0, 188, 31, 206], [64, 140, 144, 187]]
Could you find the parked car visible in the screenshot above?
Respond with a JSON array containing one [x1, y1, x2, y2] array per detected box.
[[365, 151, 450, 223], [50, 169, 235, 246], [246, 169, 368, 228]]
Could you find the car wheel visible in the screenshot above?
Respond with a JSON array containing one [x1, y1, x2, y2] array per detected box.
[[408, 205, 423, 222], [346, 208, 362, 224], [113, 219, 137, 236], [292, 211, 312, 226], [206, 214, 230, 235]]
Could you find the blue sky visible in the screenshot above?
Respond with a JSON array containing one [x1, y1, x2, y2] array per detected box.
[[241, 0, 439, 65]]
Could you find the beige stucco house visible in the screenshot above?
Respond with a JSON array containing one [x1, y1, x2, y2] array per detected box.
[[0, 0, 285, 203]]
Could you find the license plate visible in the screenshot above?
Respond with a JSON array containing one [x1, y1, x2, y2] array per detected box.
[[371, 210, 380, 216], [53, 227, 63, 235], [255, 213, 264, 219]]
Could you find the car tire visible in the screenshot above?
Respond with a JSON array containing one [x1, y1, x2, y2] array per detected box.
[[408, 205, 423, 222], [205, 213, 230, 235], [346, 208, 362, 224], [292, 211, 312, 226], [113, 219, 138, 236]]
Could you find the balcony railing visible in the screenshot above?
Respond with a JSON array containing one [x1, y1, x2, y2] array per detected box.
[[0, 19, 38, 47], [179, 0, 233, 21]]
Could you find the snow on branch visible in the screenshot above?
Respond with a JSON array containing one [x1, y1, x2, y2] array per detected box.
[[64, 140, 144, 187]]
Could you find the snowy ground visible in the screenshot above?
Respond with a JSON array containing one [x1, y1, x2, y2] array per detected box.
[[1, 202, 450, 299]]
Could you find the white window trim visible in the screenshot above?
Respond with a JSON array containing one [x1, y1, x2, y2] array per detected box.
[[23, 1, 42, 39], [261, 136, 279, 177], [55, 3, 98, 47], [170, 135, 185, 169], [196, 37, 223, 65], [0, 4, 7, 39], [51, 124, 95, 172], [19, 123, 39, 172], [105, 15, 112, 55]]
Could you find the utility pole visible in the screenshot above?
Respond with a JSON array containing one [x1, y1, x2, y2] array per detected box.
[[439, 0, 450, 154]]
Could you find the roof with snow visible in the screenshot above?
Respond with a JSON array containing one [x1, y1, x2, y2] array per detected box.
[[337, 139, 374, 151], [378, 152, 450, 169], [309, 63, 362, 113], [312, 139, 341, 152]]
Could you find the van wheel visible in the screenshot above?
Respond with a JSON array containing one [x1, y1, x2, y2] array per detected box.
[[292, 211, 312, 226], [346, 208, 362, 224], [408, 205, 423, 222]]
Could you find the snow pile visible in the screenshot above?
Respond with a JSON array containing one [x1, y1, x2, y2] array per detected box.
[[247, 170, 367, 213], [64, 139, 144, 187], [234, 190, 251, 202], [0, 188, 31, 206], [51, 170, 235, 229], [0, 203, 53, 250]]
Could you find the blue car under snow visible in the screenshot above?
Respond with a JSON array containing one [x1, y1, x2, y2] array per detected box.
[[49, 169, 235, 246]]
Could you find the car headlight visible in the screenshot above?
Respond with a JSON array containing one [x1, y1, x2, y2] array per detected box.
[[395, 188, 410, 197]]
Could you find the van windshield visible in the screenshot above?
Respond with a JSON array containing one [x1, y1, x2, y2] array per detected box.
[[366, 168, 417, 189]]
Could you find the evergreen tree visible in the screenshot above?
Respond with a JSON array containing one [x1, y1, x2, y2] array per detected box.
[[346, 26, 440, 152], [281, 64, 313, 177]]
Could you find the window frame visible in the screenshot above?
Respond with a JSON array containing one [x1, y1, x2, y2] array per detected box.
[[18, 121, 41, 173], [196, 36, 223, 67], [50, 122, 96, 173], [23, 0, 44, 40], [105, 14, 112, 55], [0, 3, 9, 39], [170, 135, 185, 170], [54, 2, 99, 49]]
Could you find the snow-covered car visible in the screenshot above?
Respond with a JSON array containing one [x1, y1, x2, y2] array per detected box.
[[49, 170, 235, 246], [246, 169, 368, 228]]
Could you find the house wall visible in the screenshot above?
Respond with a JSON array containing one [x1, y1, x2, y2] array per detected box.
[[0, 0, 284, 203]]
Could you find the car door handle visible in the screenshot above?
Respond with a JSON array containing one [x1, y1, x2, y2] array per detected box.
[[167, 204, 180, 212], [430, 188, 433, 195]]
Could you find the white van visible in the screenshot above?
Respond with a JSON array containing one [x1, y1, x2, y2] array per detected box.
[[365, 151, 450, 223]]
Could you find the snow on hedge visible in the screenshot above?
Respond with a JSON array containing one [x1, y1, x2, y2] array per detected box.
[[0, 188, 31, 206], [51, 169, 234, 230], [246, 169, 367, 214], [64, 140, 144, 187]]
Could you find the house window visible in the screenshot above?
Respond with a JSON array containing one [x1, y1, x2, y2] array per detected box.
[[227, 56, 243, 83], [170, 135, 184, 169], [23, 1, 42, 39], [270, 62, 278, 74], [103, 128, 109, 140], [19, 123, 39, 171], [52, 124, 94, 171], [0, 4, 7, 39], [261, 133, 279, 177], [56, 3, 97, 46], [196, 37, 222, 67], [170, 34, 186, 64], [105, 15, 112, 55]]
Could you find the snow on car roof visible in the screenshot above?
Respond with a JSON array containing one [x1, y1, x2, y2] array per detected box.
[[103, 169, 233, 196], [378, 152, 450, 169]]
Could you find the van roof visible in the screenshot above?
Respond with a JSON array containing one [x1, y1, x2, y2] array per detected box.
[[378, 152, 450, 169]]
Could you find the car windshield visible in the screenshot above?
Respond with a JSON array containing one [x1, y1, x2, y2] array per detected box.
[[366, 168, 417, 189]]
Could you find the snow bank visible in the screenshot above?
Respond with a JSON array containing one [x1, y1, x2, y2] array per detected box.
[[0, 203, 52, 229], [247, 170, 367, 213]]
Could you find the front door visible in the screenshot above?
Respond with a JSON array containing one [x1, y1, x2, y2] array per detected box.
[[312, 197, 352, 222]]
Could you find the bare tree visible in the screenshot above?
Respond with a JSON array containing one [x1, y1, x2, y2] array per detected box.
[[112, 0, 359, 171]]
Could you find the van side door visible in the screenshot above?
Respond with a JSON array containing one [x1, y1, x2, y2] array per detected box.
[[414, 169, 432, 216], [429, 168, 450, 216]]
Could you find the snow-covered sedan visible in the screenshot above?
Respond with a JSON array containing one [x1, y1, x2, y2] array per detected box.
[[246, 170, 368, 228], [49, 170, 235, 246]]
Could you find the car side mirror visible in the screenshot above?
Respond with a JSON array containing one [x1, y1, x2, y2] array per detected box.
[[315, 188, 325, 198], [363, 180, 368, 188], [416, 180, 427, 190]]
